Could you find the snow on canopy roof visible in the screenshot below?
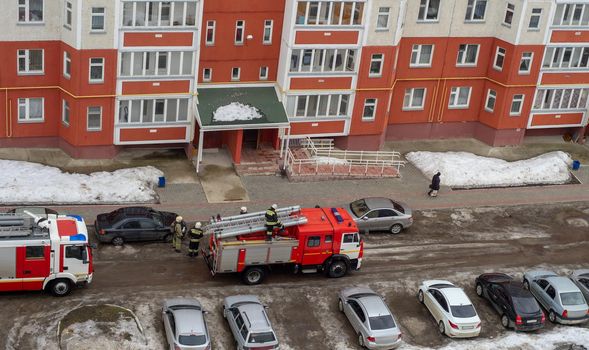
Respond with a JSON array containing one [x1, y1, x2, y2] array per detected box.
[[213, 102, 263, 122]]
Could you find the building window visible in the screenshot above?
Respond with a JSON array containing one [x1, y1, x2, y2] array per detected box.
[[493, 47, 506, 71], [485, 89, 497, 112], [259, 66, 268, 80], [456, 44, 479, 66], [120, 51, 193, 77], [410, 44, 433, 67], [203, 68, 212, 82], [64, 1, 72, 28], [362, 98, 377, 121], [89, 58, 104, 83], [288, 94, 350, 118], [510, 94, 524, 116], [519, 52, 533, 74], [465, 0, 487, 22], [91, 7, 105, 31], [503, 3, 515, 26], [533, 88, 589, 111], [235, 20, 244, 45], [369, 54, 384, 77], [63, 51, 71, 79], [553, 4, 589, 27], [205, 20, 215, 45], [17, 98, 44, 122], [528, 8, 542, 29], [231, 67, 240, 81], [17, 49, 44, 74], [542, 46, 589, 70], [87, 106, 102, 131], [118, 98, 190, 124], [418, 0, 440, 21], [403, 88, 426, 110], [290, 48, 357, 73], [376, 7, 390, 29], [122, 1, 197, 27], [263, 20, 273, 44], [62, 100, 70, 126], [18, 0, 44, 23], [448, 87, 471, 108], [295, 1, 364, 26]]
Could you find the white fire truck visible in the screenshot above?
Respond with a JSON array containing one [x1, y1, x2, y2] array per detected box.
[[0, 212, 93, 296], [202, 206, 363, 285]]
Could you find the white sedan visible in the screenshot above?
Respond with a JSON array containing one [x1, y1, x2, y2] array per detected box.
[[417, 280, 481, 338]]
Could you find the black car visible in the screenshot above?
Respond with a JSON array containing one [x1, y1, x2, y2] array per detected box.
[[94, 207, 178, 245], [475, 273, 545, 331]]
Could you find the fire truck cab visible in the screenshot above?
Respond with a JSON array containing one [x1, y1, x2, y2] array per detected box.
[[202, 206, 363, 285], [0, 212, 93, 296]]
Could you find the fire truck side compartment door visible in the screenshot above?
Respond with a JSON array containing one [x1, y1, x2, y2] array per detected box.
[[18, 245, 51, 291], [0, 247, 20, 291]]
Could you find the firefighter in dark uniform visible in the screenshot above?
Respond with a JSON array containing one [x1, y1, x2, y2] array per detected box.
[[188, 222, 204, 257], [265, 204, 282, 241]]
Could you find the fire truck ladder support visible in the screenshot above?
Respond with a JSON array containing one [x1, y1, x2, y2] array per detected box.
[[206, 206, 308, 239]]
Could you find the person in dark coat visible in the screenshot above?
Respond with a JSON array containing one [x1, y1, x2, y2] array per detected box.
[[428, 172, 441, 197]]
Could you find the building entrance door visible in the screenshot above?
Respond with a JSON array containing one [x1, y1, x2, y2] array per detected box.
[[243, 129, 259, 149]]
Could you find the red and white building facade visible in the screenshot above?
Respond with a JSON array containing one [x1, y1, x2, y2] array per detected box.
[[0, 0, 588, 161]]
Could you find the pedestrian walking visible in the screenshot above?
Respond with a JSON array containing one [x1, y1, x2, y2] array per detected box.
[[265, 204, 282, 241], [428, 172, 441, 197], [187, 222, 204, 257], [172, 216, 184, 253]]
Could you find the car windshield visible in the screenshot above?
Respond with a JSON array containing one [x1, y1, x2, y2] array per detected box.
[[391, 201, 405, 214], [350, 199, 370, 217], [450, 304, 477, 318], [248, 332, 276, 344], [560, 292, 586, 306], [369, 315, 396, 330], [513, 297, 539, 314], [178, 334, 206, 346]]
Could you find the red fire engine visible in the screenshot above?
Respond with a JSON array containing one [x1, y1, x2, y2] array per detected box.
[[202, 206, 363, 285], [0, 212, 93, 296]]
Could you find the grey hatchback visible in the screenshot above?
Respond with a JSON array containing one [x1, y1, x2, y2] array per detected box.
[[222, 295, 278, 350], [349, 198, 413, 234], [162, 298, 211, 350]]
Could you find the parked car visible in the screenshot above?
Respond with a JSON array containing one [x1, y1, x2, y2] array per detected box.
[[569, 269, 589, 302], [417, 280, 481, 338], [222, 295, 278, 350], [348, 197, 413, 234], [338, 287, 402, 349], [5, 207, 59, 218], [94, 207, 177, 245], [523, 270, 589, 325], [475, 273, 544, 331], [162, 298, 211, 350]]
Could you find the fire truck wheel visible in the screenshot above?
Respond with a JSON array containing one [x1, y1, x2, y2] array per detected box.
[[390, 224, 403, 234], [242, 267, 266, 285], [327, 260, 348, 278], [49, 279, 72, 297], [112, 236, 124, 246]]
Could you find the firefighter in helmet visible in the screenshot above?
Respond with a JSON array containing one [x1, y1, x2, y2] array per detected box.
[[172, 216, 184, 253], [265, 204, 282, 241], [188, 222, 204, 257]]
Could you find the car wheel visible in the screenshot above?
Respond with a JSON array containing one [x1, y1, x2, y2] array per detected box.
[[241, 267, 266, 285], [49, 279, 72, 297], [523, 279, 530, 290], [476, 283, 484, 297], [548, 310, 557, 323], [438, 321, 445, 335], [163, 234, 173, 243], [390, 224, 403, 234], [501, 314, 510, 328], [327, 260, 348, 278], [112, 236, 124, 246], [358, 334, 365, 348], [338, 299, 344, 312], [418, 290, 424, 304]]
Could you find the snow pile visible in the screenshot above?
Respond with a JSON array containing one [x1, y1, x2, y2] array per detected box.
[[313, 156, 349, 165], [0, 160, 163, 204], [406, 151, 573, 188], [213, 102, 262, 122]]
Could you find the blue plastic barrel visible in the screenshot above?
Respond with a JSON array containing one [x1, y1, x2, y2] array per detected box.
[[572, 160, 581, 170], [158, 176, 166, 187]]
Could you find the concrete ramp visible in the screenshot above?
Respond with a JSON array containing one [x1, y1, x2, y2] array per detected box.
[[197, 149, 249, 203]]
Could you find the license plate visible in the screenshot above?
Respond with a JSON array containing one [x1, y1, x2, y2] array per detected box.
[[463, 326, 474, 330], [527, 320, 537, 323]]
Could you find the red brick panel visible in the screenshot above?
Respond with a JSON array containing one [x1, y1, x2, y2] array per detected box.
[[295, 30, 359, 45], [289, 77, 353, 90], [119, 127, 188, 142], [290, 120, 346, 135], [550, 30, 589, 43], [530, 113, 584, 127], [123, 32, 193, 47], [541, 72, 589, 85], [121, 80, 191, 95]]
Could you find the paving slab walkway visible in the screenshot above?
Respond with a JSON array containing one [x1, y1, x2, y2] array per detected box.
[[195, 149, 249, 203]]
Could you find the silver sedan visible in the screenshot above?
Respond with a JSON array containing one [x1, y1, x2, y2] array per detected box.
[[569, 269, 589, 303], [348, 198, 413, 234], [338, 287, 402, 349], [162, 298, 211, 350]]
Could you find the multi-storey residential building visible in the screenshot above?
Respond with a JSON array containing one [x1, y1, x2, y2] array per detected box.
[[0, 0, 588, 165]]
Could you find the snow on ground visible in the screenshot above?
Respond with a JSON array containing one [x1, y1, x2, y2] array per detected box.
[[312, 156, 349, 165], [406, 151, 573, 188], [213, 102, 262, 122], [61, 319, 146, 350], [0, 160, 162, 204]]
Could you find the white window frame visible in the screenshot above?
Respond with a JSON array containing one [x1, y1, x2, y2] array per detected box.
[[120, 51, 194, 77], [519, 52, 533, 75], [552, 4, 589, 27], [369, 53, 384, 77], [295, 1, 364, 26], [231, 67, 240, 81], [510, 94, 524, 116], [205, 20, 215, 46], [410, 44, 434, 67], [503, 3, 515, 26], [448, 87, 472, 109], [418, 0, 440, 22], [89, 57, 104, 83], [403, 88, 427, 111], [465, 0, 487, 22], [17, 49, 44, 75], [259, 66, 268, 80], [290, 94, 350, 118], [117, 98, 191, 125], [533, 88, 589, 111], [91, 7, 106, 32], [376, 7, 390, 30], [64, 1, 72, 29], [485, 89, 497, 112], [17, 97, 44, 122], [362, 98, 377, 121], [289, 48, 357, 73], [18, 0, 44, 23], [456, 44, 479, 66], [62, 99, 70, 126], [121, 1, 197, 28], [202, 68, 212, 82], [493, 47, 506, 71], [263, 19, 273, 44], [63, 51, 71, 79], [235, 20, 244, 45], [528, 8, 542, 30], [542, 46, 589, 70], [87, 106, 102, 131]]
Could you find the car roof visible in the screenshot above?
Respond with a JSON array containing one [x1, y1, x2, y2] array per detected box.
[[480, 273, 513, 283], [572, 269, 589, 278], [363, 197, 395, 210], [501, 281, 530, 297], [439, 287, 471, 305], [546, 276, 582, 292], [239, 304, 272, 332], [173, 308, 206, 335], [357, 295, 391, 317]]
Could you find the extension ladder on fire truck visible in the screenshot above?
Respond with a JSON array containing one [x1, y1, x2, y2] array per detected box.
[[205, 205, 308, 239], [0, 214, 42, 238]]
